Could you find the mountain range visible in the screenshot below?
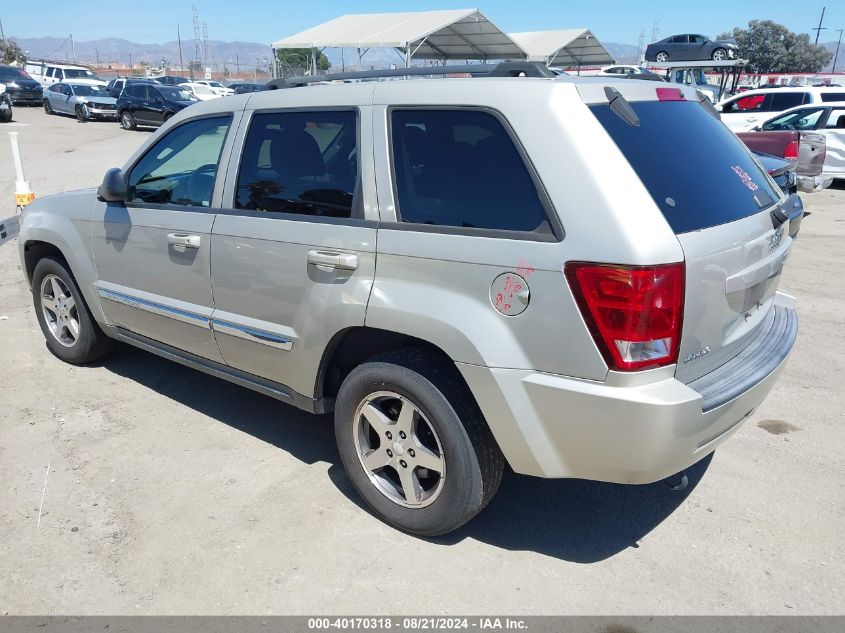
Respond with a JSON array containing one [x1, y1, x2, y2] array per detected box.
[[8, 35, 841, 71]]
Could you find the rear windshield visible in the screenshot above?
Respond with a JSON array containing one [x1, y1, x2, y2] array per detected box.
[[590, 100, 779, 234]]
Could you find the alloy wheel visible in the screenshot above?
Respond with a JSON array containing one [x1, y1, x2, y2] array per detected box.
[[353, 391, 446, 508], [40, 274, 80, 348]]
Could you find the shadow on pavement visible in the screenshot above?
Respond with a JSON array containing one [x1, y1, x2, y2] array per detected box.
[[100, 343, 711, 563]]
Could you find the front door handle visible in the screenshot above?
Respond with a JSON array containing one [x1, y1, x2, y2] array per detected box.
[[307, 250, 358, 270], [167, 233, 201, 249]]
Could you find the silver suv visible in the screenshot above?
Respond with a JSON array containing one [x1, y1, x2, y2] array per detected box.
[[18, 65, 798, 536]]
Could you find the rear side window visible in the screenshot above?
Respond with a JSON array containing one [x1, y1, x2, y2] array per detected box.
[[235, 110, 358, 218], [826, 109, 845, 128], [724, 94, 768, 112], [769, 92, 807, 111], [590, 100, 780, 234], [821, 93, 845, 102], [390, 109, 550, 233]]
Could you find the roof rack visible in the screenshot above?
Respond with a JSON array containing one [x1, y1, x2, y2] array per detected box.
[[263, 61, 557, 90]]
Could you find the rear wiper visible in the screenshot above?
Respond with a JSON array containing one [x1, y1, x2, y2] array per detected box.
[[604, 87, 640, 127]]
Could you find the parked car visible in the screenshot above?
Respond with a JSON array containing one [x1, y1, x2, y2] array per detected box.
[[25, 61, 106, 87], [181, 82, 220, 101], [737, 127, 829, 193], [750, 152, 805, 239], [751, 102, 845, 182], [599, 65, 657, 76], [229, 82, 264, 94], [192, 79, 234, 96], [154, 75, 190, 86], [718, 86, 845, 132], [17, 69, 798, 536], [664, 67, 722, 101], [106, 77, 157, 99], [645, 34, 738, 62], [43, 82, 118, 121], [0, 65, 43, 106], [0, 84, 12, 122], [116, 83, 198, 129]]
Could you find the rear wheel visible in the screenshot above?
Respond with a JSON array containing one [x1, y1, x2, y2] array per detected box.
[[712, 48, 727, 61], [32, 257, 114, 364], [0, 107, 10, 123], [120, 110, 136, 130], [163, 112, 174, 123], [43, 99, 53, 115], [655, 51, 669, 62], [334, 349, 505, 536]]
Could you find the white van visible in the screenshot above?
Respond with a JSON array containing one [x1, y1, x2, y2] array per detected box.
[[719, 86, 845, 132], [25, 61, 106, 88]]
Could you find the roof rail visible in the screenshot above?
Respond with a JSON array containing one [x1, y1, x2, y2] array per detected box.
[[263, 61, 556, 90]]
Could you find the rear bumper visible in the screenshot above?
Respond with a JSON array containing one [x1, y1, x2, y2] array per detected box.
[[459, 297, 798, 484], [797, 174, 833, 193]]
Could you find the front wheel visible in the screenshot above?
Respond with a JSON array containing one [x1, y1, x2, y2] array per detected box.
[[655, 51, 669, 62], [76, 104, 90, 122], [334, 350, 505, 536], [32, 257, 114, 364], [0, 107, 11, 123], [712, 48, 727, 61], [120, 110, 136, 130]]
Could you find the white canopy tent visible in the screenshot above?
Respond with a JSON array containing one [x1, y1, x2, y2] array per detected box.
[[509, 29, 615, 69], [271, 9, 527, 71]]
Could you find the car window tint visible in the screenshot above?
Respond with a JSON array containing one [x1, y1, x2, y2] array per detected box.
[[391, 109, 549, 233], [591, 100, 780, 234], [726, 94, 768, 111], [769, 92, 807, 111], [826, 109, 845, 128], [127, 116, 231, 207], [821, 93, 845, 102], [235, 110, 358, 218]]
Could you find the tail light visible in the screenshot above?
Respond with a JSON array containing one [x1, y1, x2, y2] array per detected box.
[[784, 140, 799, 160], [565, 262, 685, 371]]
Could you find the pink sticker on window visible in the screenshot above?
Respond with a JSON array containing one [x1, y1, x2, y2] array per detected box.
[[731, 165, 759, 192]]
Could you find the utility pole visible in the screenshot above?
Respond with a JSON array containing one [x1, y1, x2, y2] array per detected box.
[[235, 53, 239, 74], [0, 18, 6, 43], [129, 53, 133, 70], [95, 48, 99, 65], [650, 18, 660, 43], [833, 29, 844, 73], [177, 25, 184, 76], [70, 34, 76, 62], [813, 7, 827, 45]]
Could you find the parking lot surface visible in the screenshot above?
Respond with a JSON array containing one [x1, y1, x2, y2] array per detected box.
[[0, 106, 843, 615]]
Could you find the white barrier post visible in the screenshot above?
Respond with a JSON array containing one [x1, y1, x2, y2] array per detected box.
[[8, 132, 35, 209]]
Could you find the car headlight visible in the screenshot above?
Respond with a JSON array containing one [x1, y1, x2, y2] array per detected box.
[[8, 82, 18, 88]]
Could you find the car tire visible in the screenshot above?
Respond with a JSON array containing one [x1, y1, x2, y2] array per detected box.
[[163, 112, 174, 123], [43, 99, 53, 115], [120, 110, 136, 130], [76, 104, 89, 122], [31, 256, 114, 364], [334, 349, 505, 536], [0, 107, 11, 123], [712, 48, 727, 61], [655, 51, 669, 62]]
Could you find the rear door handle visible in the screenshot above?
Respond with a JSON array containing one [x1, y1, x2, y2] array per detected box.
[[307, 250, 358, 270], [167, 233, 201, 249]]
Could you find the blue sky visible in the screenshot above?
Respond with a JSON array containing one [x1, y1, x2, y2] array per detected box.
[[1, 0, 838, 45]]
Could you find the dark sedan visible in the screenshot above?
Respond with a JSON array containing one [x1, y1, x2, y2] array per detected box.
[[753, 151, 804, 239], [0, 65, 43, 105], [229, 82, 264, 94], [116, 83, 198, 130], [645, 34, 738, 63]]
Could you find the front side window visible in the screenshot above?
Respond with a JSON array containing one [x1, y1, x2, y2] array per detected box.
[[821, 92, 845, 102], [235, 110, 358, 218], [390, 109, 550, 234], [127, 116, 231, 207], [762, 107, 826, 131], [725, 94, 768, 112]]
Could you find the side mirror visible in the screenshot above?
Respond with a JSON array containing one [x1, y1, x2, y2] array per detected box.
[[751, 126, 762, 132], [97, 168, 128, 203]]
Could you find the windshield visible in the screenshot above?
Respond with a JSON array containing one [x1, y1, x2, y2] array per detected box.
[[72, 84, 108, 97], [64, 68, 99, 80], [207, 81, 223, 88], [0, 67, 33, 80], [762, 108, 826, 131], [158, 86, 197, 101], [590, 100, 780, 234]]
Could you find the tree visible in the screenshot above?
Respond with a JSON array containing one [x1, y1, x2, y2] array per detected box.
[[275, 48, 331, 76], [0, 39, 26, 65], [718, 20, 832, 73]]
